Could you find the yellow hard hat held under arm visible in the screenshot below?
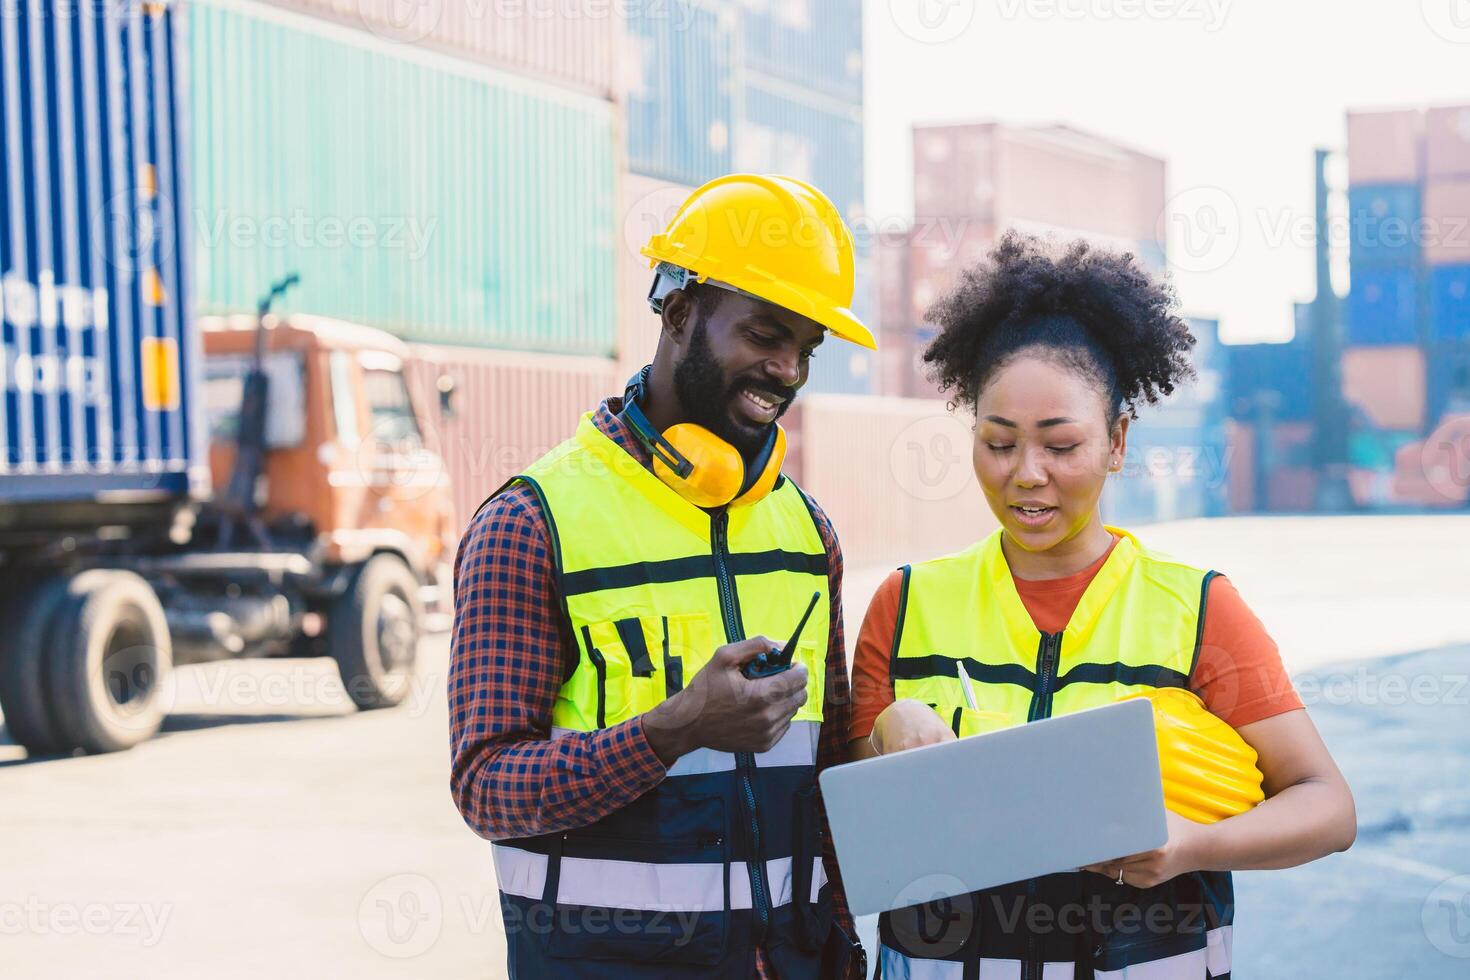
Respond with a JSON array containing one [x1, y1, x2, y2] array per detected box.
[[1121, 688, 1267, 824], [641, 173, 877, 350]]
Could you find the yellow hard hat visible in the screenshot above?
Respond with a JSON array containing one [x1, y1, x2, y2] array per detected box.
[[1120, 688, 1266, 824], [642, 173, 876, 350]]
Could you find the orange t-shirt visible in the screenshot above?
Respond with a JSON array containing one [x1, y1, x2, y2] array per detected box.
[[849, 537, 1304, 742]]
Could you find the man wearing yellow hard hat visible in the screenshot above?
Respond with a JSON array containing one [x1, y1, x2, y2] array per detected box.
[[848, 232, 1357, 978], [448, 174, 873, 978]]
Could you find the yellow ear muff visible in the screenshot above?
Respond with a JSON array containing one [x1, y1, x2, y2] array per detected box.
[[651, 423, 747, 509], [730, 424, 786, 508]]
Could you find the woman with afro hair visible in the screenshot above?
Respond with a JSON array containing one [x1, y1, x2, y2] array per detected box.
[[847, 232, 1356, 978]]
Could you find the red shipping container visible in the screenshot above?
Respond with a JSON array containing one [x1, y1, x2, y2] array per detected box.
[[1347, 108, 1424, 184], [1340, 346, 1426, 430], [404, 345, 620, 535], [908, 220, 996, 322], [1426, 104, 1470, 180], [261, 0, 617, 98], [1423, 178, 1470, 265], [1225, 420, 1255, 513], [912, 124, 997, 220]]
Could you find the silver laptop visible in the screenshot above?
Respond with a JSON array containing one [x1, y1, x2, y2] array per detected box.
[[820, 697, 1166, 916]]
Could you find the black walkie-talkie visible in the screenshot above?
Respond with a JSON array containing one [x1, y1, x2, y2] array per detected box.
[[742, 591, 821, 679]]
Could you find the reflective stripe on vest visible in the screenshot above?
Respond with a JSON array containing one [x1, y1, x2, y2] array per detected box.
[[883, 527, 1228, 979], [489, 412, 834, 977], [879, 928, 1232, 980], [878, 949, 1078, 980], [493, 844, 829, 912]]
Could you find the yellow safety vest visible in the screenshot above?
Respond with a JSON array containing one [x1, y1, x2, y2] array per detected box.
[[489, 411, 837, 979], [880, 526, 1234, 980]]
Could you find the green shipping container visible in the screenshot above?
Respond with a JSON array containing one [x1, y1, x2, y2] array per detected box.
[[187, 0, 617, 354]]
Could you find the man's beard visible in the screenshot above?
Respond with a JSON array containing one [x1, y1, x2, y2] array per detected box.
[[672, 320, 793, 459]]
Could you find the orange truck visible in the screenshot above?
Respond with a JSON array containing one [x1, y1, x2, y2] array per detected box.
[[0, 296, 456, 755]]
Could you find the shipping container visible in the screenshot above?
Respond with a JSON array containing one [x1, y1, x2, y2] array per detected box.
[[1224, 420, 1254, 513], [403, 344, 620, 534], [261, 0, 616, 98], [737, 0, 863, 104], [1391, 414, 1470, 508], [624, 0, 735, 187], [1425, 104, 1470, 180], [912, 124, 997, 221], [733, 74, 865, 228], [1425, 340, 1470, 429], [1347, 264, 1419, 346], [796, 393, 998, 571], [1340, 345, 1426, 430], [1, 0, 205, 500], [190, 0, 618, 355], [1104, 414, 1229, 526], [1347, 183, 1422, 265], [1226, 339, 1315, 422], [1423, 178, 1470, 266], [908, 219, 995, 323], [1430, 265, 1470, 343], [1346, 108, 1424, 185], [874, 227, 911, 334], [616, 172, 692, 377], [1262, 421, 1318, 512]]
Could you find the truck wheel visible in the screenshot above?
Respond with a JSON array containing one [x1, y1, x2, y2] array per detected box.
[[49, 570, 173, 754], [0, 577, 72, 754], [330, 554, 421, 710]]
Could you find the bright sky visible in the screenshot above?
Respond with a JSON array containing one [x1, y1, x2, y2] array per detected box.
[[863, 0, 1470, 342]]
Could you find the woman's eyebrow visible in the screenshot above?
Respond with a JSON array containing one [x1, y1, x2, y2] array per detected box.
[[981, 415, 1077, 428]]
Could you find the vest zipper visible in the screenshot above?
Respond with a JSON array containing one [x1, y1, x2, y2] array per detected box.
[[1024, 630, 1063, 980], [1026, 630, 1062, 723], [711, 511, 773, 945]]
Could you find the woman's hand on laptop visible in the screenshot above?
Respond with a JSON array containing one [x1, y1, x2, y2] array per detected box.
[[1081, 811, 1209, 889], [869, 699, 957, 755]]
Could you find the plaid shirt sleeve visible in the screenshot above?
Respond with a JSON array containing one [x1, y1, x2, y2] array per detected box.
[[446, 484, 668, 841], [803, 491, 861, 968]]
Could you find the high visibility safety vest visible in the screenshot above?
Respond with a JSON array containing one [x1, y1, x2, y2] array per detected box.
[[878, 527, 1235, 980], [488, 413, 838, 979]]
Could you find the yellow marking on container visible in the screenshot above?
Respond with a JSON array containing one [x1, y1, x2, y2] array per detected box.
[[141, 336, 180, 411]]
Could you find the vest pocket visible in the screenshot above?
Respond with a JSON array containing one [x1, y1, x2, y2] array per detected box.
[[543, 796, 731, 965], [582, 613, 714, 726], [790, 781, 831, 952]]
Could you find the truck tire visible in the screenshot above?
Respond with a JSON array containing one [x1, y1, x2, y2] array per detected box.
[[48, 570, 173, 754], [329, 554, 421, 710], [0, 577, 72, 754]]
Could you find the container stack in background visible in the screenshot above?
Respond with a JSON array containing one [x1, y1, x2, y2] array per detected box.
[[1103, 317, 1229, 525], [1341, 104, 1470, 508], [878, 123, 1169, 401]]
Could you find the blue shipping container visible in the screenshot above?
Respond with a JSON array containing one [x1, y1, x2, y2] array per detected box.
[[1425, 341, 1470, 427], [1226, 339, 1315, 422], [1103, 417, 1229, 525], [738, 0, 863, 104], [626, 0, 734, 187], [1430, 264, 1470, 342], [1, 0, 204, 502], [735, 76, 865, 228], [1348, 183, 1423, 265], [1348, 264, 1419, 345]]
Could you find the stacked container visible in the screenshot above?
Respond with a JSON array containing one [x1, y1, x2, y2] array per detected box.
[[1423, 105, 1470, 442]]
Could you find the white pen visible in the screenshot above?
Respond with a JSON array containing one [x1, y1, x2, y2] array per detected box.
[[956, 659, 978, 710]]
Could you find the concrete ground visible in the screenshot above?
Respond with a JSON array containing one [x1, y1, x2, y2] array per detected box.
[[3, 514, 1468, 977]]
